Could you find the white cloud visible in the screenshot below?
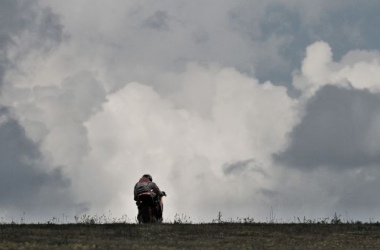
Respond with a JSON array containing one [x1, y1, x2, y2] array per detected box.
[[294, 41, 380, 97], [78, 65, 297, 220]]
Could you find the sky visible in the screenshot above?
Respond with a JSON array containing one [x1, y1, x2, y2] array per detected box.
[[1, 0, 380, 223]]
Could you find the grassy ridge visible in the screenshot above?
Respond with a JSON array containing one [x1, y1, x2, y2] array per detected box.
[[0, 223, 380, 249]]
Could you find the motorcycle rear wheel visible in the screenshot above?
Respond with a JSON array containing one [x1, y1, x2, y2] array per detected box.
[[141, 205, 151, 223]]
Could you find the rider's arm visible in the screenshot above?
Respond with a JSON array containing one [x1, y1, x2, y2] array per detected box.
[[150, 182, 164, 197]]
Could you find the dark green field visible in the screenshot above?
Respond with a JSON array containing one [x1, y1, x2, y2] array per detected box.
[[0, 223, 380, 249]]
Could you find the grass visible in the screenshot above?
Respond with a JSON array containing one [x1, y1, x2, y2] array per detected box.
[[0, 214, 380, 249]]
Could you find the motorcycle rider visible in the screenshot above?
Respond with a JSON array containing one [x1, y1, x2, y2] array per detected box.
[[134, 174, 166, 221]]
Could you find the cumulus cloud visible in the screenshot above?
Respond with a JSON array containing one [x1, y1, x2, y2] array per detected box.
[[79, 65, 296, 220], [293, 41, 380, 96]]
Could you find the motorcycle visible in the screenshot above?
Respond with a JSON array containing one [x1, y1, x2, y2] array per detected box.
[[137, 191, 166, 223]]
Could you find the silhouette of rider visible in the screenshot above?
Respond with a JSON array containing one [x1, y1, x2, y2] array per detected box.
[[134, 174, 166, 219]]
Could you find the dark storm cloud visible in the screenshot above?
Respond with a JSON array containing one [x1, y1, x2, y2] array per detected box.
[[0, 108, 80, 211], [0, 0, 63, 88], [275, 85, 380, 169]]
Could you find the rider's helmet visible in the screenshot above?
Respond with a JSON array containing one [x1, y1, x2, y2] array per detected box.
[[142, 174, 152, 182]]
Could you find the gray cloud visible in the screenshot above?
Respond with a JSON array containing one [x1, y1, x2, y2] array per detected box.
[[275, 85, 380, 169], [0, 0, 63, 89], [223, 159, 267, 177], [336, 166, 380, 212], [0, 0, 30, 88], [142, 11, 170, 31], [0, 107, 84, 219], [0, 0, 83, 221], [266, 163, 380, 221], [260, 188, 278, 198]]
